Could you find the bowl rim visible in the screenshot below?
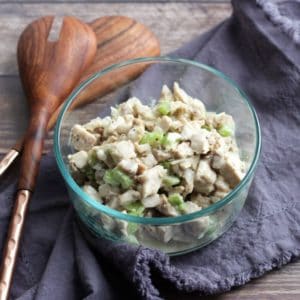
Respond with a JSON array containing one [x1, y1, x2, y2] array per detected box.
[[54, 56, 262, 225]]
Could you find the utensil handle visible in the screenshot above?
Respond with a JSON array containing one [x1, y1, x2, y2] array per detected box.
[[18, 108, 49, 191], [0, 149, 20, 177], [0, 190, 31, 300]]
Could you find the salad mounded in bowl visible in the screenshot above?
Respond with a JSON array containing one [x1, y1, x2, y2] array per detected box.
[[68, 82, 246, 221]]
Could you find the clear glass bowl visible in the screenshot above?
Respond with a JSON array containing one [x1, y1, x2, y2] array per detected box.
[[54, 57, 261, 255]]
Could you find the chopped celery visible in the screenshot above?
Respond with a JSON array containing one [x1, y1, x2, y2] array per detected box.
[[127, 222, 138, 235], [178, 202, 187, 213], [160, 160, 171, 170], [202, 124, 211, 131], [87, 150, 98, 166], [104, 168, 133, 189], [157, 101, 171, 115], [125, 201, 145, 216], [140, 131, 164, 147], [103, 169, 120, 187], [163, 175, 180, 187], [168, 193, 184, 206], [217, 125, 233, 137]]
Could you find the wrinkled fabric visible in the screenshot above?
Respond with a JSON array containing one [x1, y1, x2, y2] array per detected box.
[[1, 0, 300, 299]]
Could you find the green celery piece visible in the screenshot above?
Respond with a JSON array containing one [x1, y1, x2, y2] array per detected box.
[[168, 193, 184, 206], [88, 150, 98, 166], [202, 124, 211, 131], [127, 222, 139, 235], [103, 169, 120, 187], [125, 201, 145, 216], [117, 170, 133, 189], [140, 131, 164, 147], [104, 168, 133, 189], [163, 175, 180, 187], [217, 125, 233, 137], [157, 101, 171, 115], [160, 160, 172, 170]]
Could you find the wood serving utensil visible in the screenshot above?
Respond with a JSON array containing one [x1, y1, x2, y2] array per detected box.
[[0, 16, 97, 300], [0, 15, 160, 177]]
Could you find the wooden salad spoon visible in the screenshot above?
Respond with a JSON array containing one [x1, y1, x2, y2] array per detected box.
[[0, 16, 97, 300], [0, 15, 160, 177]]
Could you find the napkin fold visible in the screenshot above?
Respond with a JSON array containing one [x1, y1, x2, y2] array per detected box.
[[1, 0, 300, 299]]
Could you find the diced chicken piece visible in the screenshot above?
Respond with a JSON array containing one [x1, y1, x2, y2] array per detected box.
[[173, 142, 194, 158], [165, 132, 182, 150], [183, 217, 209, 238], [160, 84, 174, 101], [158, 116, 172, 132], [173, 82, 191, 103], [142, 194, 162, 208], [106, 196, 119, 209], [211, 190, 229, 202], [181, 123, 199, 140], [109, 140, 136, 163], [95, 147, 107, 161], [100, 214, 116, 232], [190, 132, 210, 154], [118, 97, 141, 115], [172, 226, 195, 243], [191, 193, 213, 208], [170, 101, 189, 117], [71, 124, 97, 151], [128, 125, 145, 143], [215, 175, 231, 192], [182, 169, 194, 195], [178, 158, 193, 170], [213, 112, 235, 130], [137, 162, 147, 175], [134, 143, 151, 156], [105, 116, 133, 135], [118, 159, 139, 175], [181, 201, 210, 237], [144, 225, 174, 243], [119, 190, 140, 206], [194, 159, 217, 194], [173, 82, 206, 119], [98, 183, 119, 198], [68, 151, 88, 169], [83, 117, 103, 132], [144, 120, 155, 131], [212, 153, 244, 188], [195, 184, 215, 195], [169, 120, 183, 131], [170, 163, 185, 177], [82, 185, 102, 203], [195, 159, 217, 186], [152, 149, 171, 162], [140, 153, 157, 168], [114, 219, 128, 237], [139, 166, 167, 198], [181, 201, 201, 214], [156, 194, 178, 217]]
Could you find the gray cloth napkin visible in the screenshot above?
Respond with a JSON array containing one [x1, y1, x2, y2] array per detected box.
[[1, 0, 300, 299]]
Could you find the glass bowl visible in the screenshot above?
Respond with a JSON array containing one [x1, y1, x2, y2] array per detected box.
[[54, 57, 261, 256]]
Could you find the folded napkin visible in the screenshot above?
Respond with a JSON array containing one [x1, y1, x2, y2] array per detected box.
[[1, 0, 300, 299]]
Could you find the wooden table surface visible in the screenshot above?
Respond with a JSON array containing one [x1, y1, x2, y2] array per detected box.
[[0, 0, 299, 299]]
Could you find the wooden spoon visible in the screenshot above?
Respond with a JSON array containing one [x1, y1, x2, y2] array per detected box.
[[0, 16, 97, 300], [0, 15, 160, 177]]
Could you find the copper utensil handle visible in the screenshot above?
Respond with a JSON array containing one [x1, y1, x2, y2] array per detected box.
[[0, 149, 19, 177], [0, 190, 30, 300]]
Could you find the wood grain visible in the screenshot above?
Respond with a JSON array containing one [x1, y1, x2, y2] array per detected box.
[[0, 2, 299, 299], [17, 15, 97, 190]]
